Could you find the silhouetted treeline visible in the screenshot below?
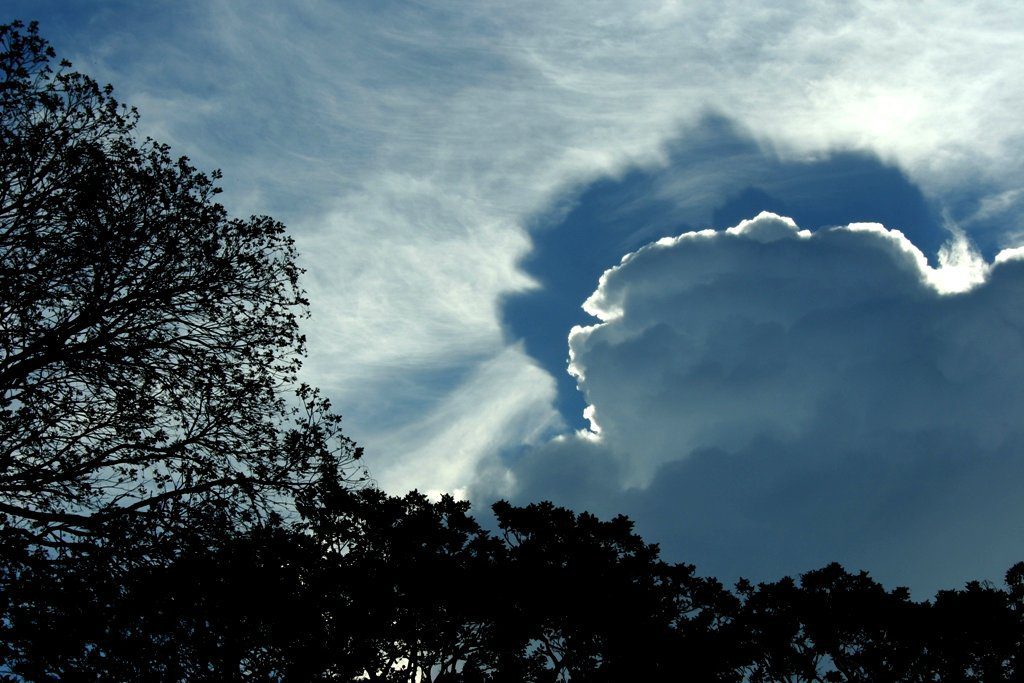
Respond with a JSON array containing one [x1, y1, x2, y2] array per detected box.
[[3, 488, 1024, 681]]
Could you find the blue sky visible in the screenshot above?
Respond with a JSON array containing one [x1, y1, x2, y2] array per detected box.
[[12, 1, 1024, 595]]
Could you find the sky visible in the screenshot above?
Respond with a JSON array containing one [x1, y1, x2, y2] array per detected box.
[[11, 0, 1024, 596]]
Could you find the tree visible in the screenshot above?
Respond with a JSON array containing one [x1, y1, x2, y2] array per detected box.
[[735, 562, 1024, 682], [490, 500, 743, 681], [0, 20, 361, 548], [4, 478, 1024, 680], [0, 490, 744, 681]]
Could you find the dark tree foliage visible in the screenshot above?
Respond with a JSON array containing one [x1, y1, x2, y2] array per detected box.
[[0, 491, 739, 681], [736, 566, 928, 682], [0, 20, 361, 546], [734, 564, 1024, 682], [4, 489, 1024, 681], [488, 500, 742, 681]]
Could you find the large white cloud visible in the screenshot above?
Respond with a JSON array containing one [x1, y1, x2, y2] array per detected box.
[[502, 213, 1024, 594]]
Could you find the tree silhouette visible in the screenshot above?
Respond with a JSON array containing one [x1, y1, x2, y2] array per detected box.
[[488, 500, 742, 681], [0, 20, 361, 547], [0, 491, 738, 680], [3, 483, 1024, 680]]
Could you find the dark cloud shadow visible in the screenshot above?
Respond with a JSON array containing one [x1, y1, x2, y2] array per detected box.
[[501, 114, 946, 429]]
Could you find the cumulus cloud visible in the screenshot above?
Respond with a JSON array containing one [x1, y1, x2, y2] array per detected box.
[[502, 213, 1024, 594]]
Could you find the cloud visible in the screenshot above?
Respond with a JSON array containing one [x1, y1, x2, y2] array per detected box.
[[501, 213, 1024, 595], [18, 0, 1024, 497], [501, 120, 951, 434], [362, 344, 562, 497]]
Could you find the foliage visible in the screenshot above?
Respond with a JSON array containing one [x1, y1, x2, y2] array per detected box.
[[4, 489, 1024, 681], [0, 20, 361, 546]]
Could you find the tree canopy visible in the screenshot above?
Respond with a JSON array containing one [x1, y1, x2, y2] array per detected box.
[[5, 489, 1024, 681], [0, 20, 361, 547]]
